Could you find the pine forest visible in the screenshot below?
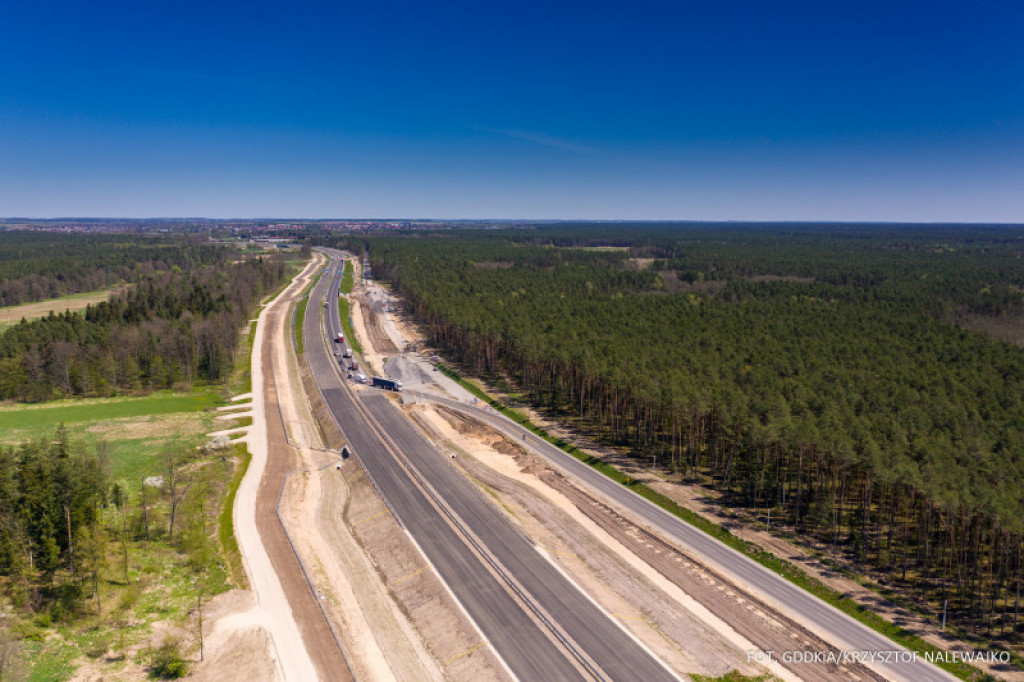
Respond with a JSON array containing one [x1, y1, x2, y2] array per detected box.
[[329, 224, 1024, 641]]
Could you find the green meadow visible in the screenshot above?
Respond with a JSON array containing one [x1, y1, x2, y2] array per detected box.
[[0, 389, 226, 482]]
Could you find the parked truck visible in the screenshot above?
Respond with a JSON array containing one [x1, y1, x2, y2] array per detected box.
[[372, 376, 403, 392]]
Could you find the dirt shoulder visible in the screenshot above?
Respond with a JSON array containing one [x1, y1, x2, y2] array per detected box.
[[271, 264, 449, 682], [219, 253, 345, 682], [255, 285, 353, 681]]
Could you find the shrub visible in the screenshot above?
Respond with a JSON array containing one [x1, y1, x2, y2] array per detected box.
[[150, 638, 187, 679]]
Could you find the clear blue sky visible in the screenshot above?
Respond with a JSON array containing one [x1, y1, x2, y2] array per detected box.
[[1, 0, 1022, 221]]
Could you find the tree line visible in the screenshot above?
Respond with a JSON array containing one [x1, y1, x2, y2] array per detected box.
[[0, 232, 229, 307], [0, 255, 288, 401], [328, 225, 1024, 641]]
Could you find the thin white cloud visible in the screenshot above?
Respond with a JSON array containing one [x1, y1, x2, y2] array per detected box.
[[478, 126, 597, 154]]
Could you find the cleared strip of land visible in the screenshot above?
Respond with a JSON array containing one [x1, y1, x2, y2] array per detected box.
[[0, 288, 118, 328]]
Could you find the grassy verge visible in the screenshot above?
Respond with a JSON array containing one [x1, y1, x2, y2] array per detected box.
[[433, 363, 985, 681], [692, 673, 773, 682], [219, 442, 252, 588], [231, 320, 259, 395], [339, 297, 362, 355], [340, 259, 354, 294], [303, 255, 327, 299], [294, 298, 308, 354]]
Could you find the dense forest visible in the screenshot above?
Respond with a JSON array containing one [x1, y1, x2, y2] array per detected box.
[[329, 224, 1024, 641], [0, 232, 228, 307], [0, 235, 291, 402]]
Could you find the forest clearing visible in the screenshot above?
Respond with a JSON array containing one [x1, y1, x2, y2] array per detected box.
[[0, 289, 119, 332]]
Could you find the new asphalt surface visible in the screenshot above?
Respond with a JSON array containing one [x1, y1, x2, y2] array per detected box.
[[307, 254, 593, 680], [417, 388, 957, 682]]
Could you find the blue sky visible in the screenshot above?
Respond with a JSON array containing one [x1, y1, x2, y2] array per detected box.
[[1, 0, 1022, 220]]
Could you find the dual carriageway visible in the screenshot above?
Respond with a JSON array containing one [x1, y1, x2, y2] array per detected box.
[[299, 248, 952, 682]]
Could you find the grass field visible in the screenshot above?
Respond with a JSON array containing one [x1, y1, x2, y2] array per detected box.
[[0, 288, 119, 331], [0, 389, 222, 482], [294, 298, 308, 354], [2, 386, 240, 681], [3, 259, 311, 681], [339, 297, 362, 355]]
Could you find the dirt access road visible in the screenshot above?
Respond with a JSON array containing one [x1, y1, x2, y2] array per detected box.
[[236, 254, 353, 682]]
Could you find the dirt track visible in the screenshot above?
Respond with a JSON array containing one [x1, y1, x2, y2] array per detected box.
[[256, 262, 354, 681], [358, 293, 399, 353], [541, 471, 883, 682]]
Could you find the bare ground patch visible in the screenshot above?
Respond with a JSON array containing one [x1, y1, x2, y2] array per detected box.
[[657, 271, 728, 295], [358, 295, 399, 354], [0, 288, 121, 326], [746, 275, 816, 284], [85, 413, 207, 441], [951, 309, 1024, 347]]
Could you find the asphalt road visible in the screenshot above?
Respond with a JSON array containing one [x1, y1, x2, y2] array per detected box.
[[313, 251, 681, 681], [306, 255, 589, 680], [360, 392, 678, 682], [316, 248, 959, 682], [418, 393, 956, 682]]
